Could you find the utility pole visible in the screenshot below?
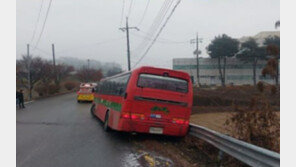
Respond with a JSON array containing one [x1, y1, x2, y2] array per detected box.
[[119, 17, 139, 71], [52, 44, 58, 85], [27, 44, 32, 100], [52, 44, 56, 67], [190, 33, 202, 86], [87, 59, 90, 69]]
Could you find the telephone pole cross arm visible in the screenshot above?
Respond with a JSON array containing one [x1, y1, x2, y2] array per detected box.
[[119, 17, 139, 71]]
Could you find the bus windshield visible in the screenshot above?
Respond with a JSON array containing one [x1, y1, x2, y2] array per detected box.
[[137, 74, 188, 93]]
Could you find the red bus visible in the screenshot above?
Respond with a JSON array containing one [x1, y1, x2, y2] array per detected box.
[[91, 66, 193, 136]]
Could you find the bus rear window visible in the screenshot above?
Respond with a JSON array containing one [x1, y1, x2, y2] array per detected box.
[[79, 88, 92, 93], [137, 74, 188, 93]]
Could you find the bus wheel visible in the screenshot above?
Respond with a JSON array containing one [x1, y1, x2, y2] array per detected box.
[[90, 104, 96, 117], [103, 111, 110, 132], [77, 100, 80, 103]]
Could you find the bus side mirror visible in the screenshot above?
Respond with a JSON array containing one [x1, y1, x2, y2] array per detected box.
[[124, 92, 128, 99]]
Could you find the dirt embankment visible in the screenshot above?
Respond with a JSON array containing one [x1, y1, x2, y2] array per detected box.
[[131, 134, 246, 167]]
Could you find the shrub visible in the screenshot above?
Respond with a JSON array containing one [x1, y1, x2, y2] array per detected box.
[[270, 85, 277, 95], [64, 81, 76, 91], [257, 81, 264, 93], [48, 84, 60, 95], [225, 96, 280, 152], [34, 84, 48, 96]]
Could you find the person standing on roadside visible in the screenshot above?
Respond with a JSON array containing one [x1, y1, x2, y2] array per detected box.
[[19, 89, 25, 109], [16, 90, 20, 109]]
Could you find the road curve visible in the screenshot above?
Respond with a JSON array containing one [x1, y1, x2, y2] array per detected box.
[[16, 93, 136, 167]]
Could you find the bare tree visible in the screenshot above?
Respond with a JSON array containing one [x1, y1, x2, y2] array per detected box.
[[55, 64, 75, 85], [76, 67, 103, 83], [16, 55, 54, 99]]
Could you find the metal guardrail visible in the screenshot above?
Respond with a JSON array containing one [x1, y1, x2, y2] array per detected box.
[[189, 123, 280, 167]]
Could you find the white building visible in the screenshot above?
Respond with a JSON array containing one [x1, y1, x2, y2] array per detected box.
[[173, 57, 275, 86]]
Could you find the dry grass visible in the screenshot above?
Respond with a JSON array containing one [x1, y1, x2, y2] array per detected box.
[[190, 112, 280, 135], [190, 112, 232, 134]]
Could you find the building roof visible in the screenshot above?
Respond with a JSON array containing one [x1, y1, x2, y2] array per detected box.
[[238, 31, 280, 46]]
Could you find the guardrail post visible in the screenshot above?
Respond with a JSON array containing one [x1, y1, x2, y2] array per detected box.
[[217, 150, 224, 167]]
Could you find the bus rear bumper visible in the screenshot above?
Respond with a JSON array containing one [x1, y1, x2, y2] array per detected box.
[[77, 94, 94, 101], [119, 119, 189, 137]]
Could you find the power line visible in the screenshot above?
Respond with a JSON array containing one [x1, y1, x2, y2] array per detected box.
[[30, 0, 44, 44], [119, 0, 126, 26], [132, 0, 177, 65], [27, 37, 125, 57], [152, 0, 174, 32], [132, 0, 173, 55], [33, 0, 53, 50], [130, 32, 188, 44], [134, 31, 189, 43], [132, 0, 182, 68], [29, 37, 125, 59], [132, 0, 174, 58], [29, 45, 51, 56], [141, 0, 171, 39], [56, 37, 125, 54], [137, 0, 150, 26], [146, 0, 171, 34], [147, 0, 173, 34], [127, 0, 134, 17]]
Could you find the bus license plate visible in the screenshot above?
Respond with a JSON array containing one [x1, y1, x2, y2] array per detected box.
[[150, 114, 161, 119], [149, 127, 163, 134]]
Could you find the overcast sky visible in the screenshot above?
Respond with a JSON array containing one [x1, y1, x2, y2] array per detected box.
[[16, 0, 280, 70]]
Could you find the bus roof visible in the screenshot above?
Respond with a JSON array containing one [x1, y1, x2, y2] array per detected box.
[[134, 66, 191, 81], [101, 66, 190, 82], [100, 71, 132, 82]]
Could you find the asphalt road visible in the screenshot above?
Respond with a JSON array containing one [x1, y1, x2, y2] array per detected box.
[[16, 93, 138, 167]]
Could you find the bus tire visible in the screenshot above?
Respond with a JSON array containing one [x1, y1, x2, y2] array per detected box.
[[77, 100, 80, 103], [90, 104, 96, 117], [103, 111, 110, 132]]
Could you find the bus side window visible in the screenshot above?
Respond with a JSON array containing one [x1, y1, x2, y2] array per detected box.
[[99, 73, 131, 96], [116, 74, 130, 96], [96, 85, 99, 93], [105, 81, 111, 94], [98, 82, 104, 94]]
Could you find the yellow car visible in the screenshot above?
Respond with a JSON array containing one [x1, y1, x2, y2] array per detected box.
[[77, 83, 95, 102]]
